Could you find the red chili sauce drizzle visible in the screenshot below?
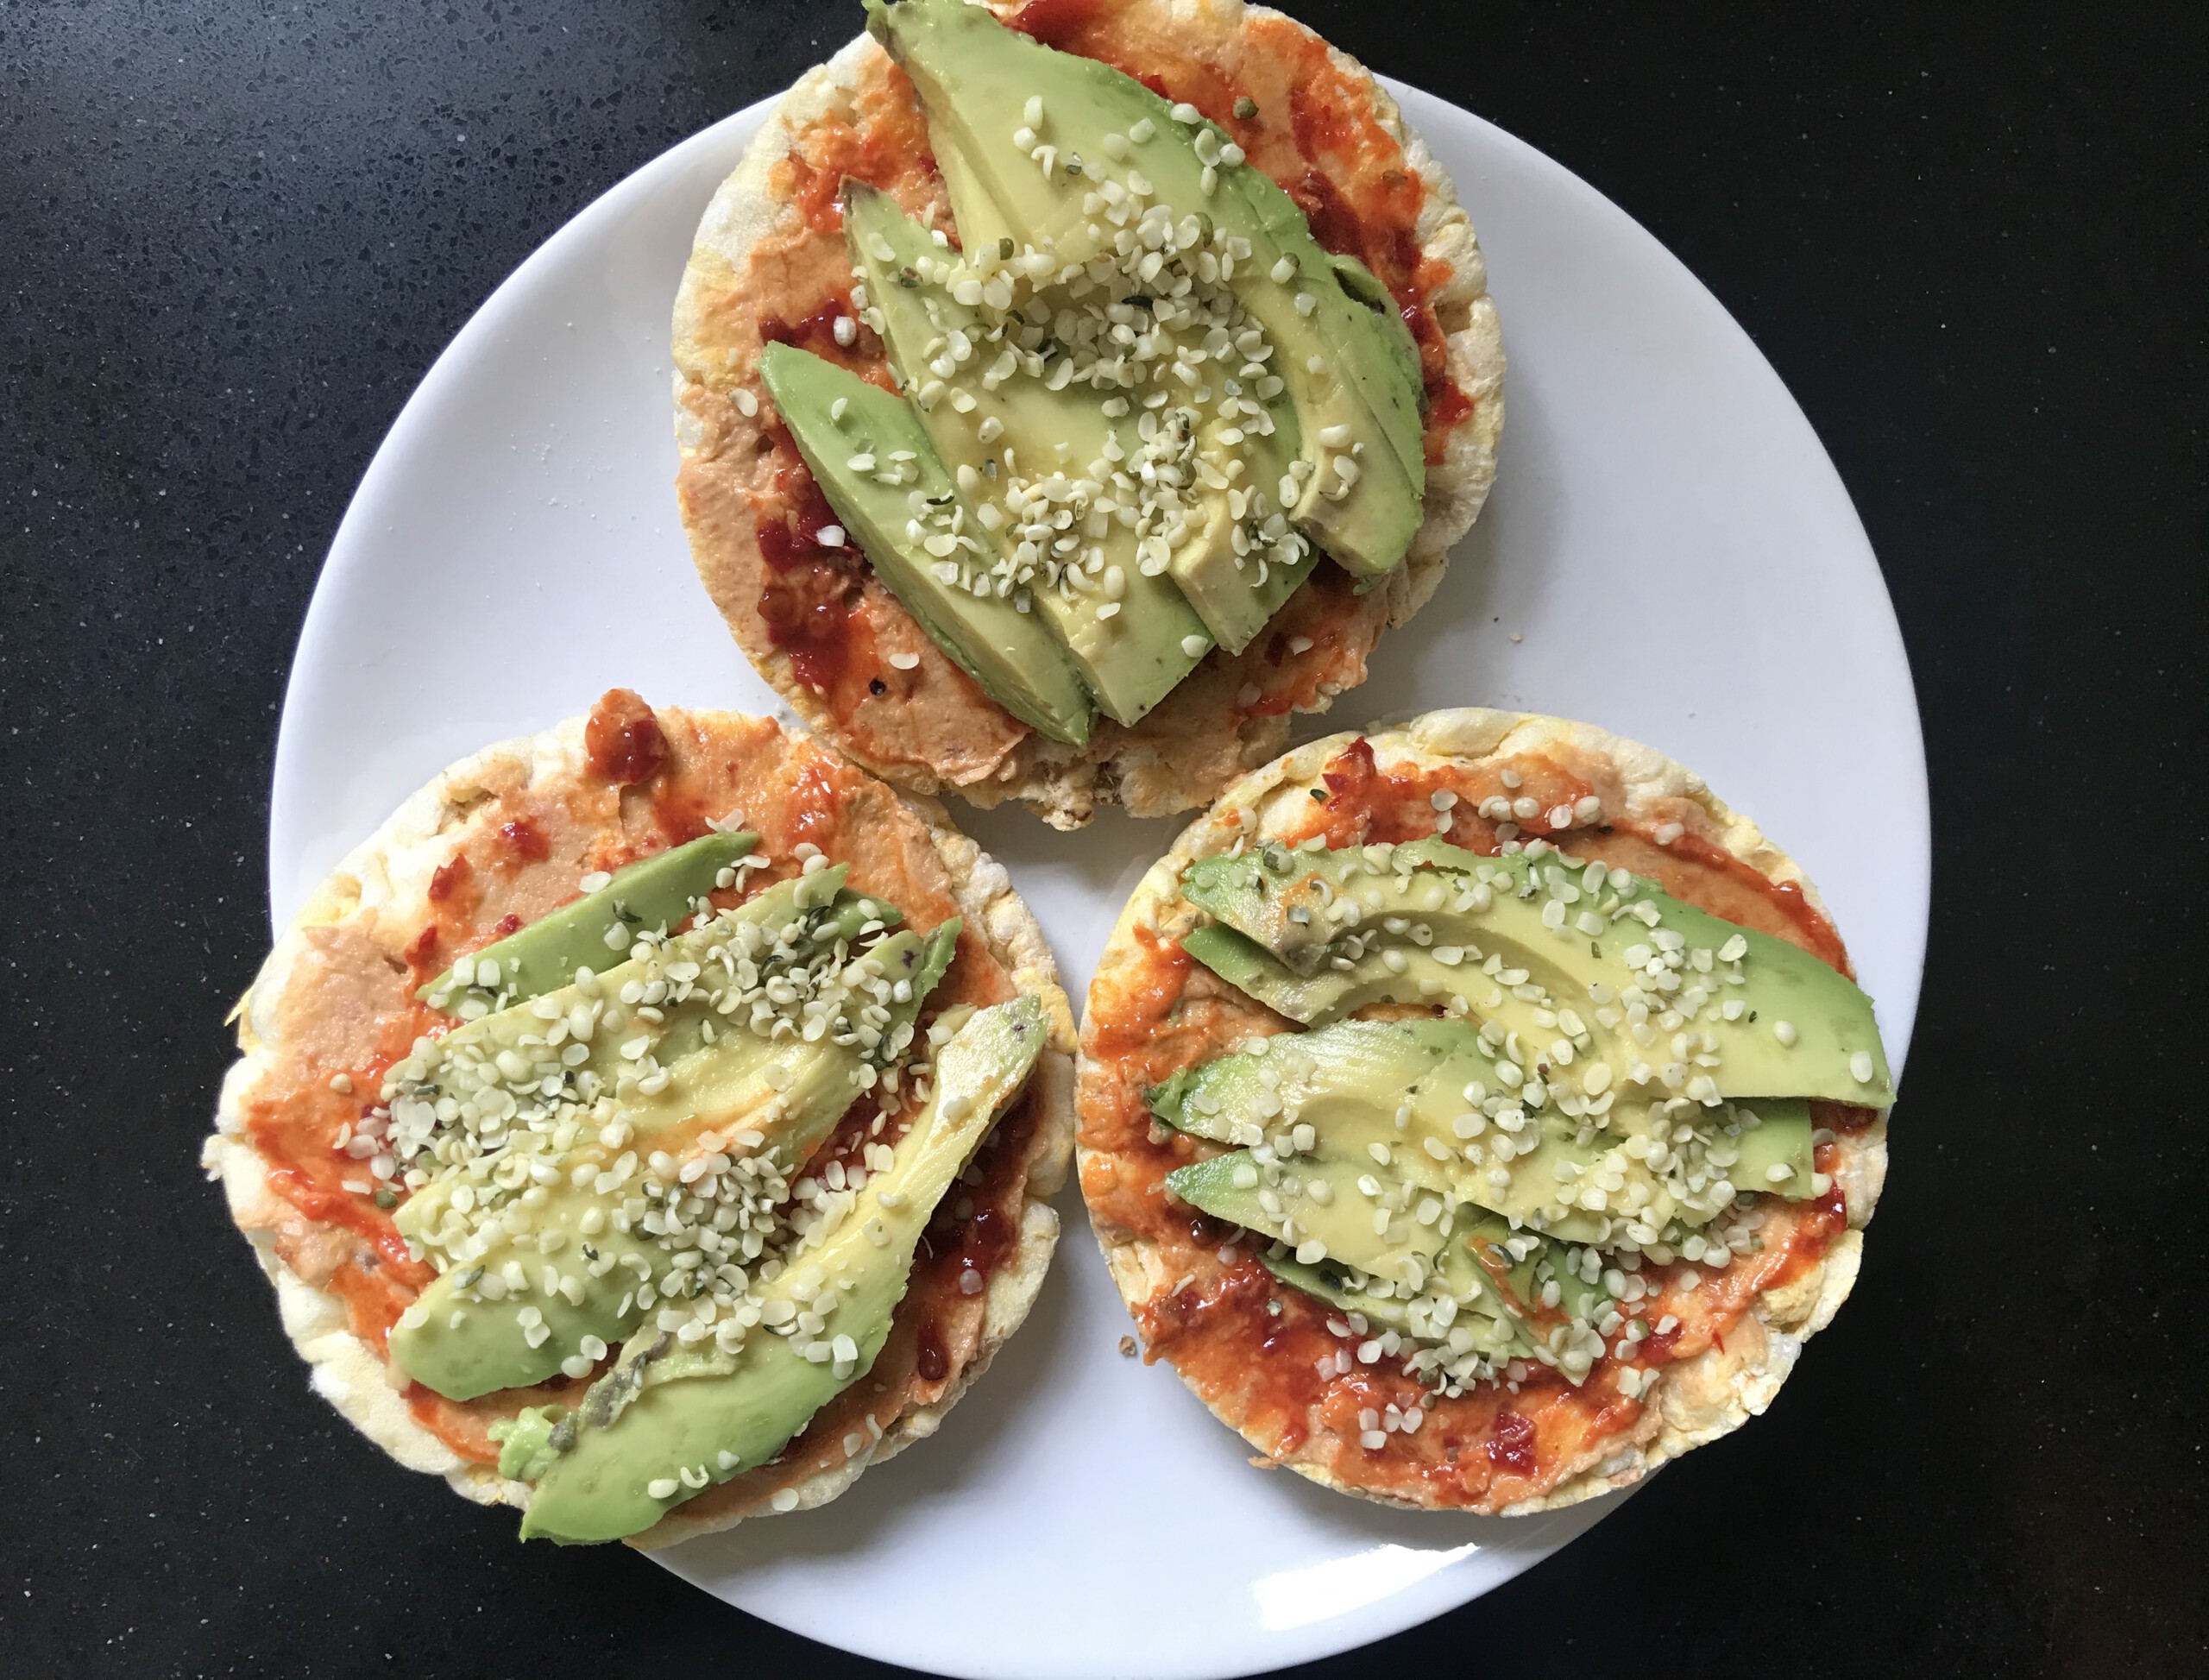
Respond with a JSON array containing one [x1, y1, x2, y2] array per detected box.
[[775, 78, 939, 238], [584, 686, 670, 787], [495, 818, 549, 865], [1487, 1410, 1538, 1477], [1081, 735, 1866, 1506], [759, 294, 854, 358], [425, 853, 472, 905], [1225, 566, 1362, 719], [756, 448, 867, 696], [907, 1077, 1045, 1378]]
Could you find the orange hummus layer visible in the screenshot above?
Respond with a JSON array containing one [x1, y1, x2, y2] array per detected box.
[[1078, 735, 1872, 1509], [238, 691, 1040, 1501], [680, 0, 1482, 781]]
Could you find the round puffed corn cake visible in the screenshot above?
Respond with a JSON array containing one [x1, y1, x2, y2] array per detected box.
[[673, 0, 1504, 827], [1077, 708, 1888, 1513], [206, 693, 1076, 1545]]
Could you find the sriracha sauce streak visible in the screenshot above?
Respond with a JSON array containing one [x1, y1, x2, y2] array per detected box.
[[756, 452, 864, 695]]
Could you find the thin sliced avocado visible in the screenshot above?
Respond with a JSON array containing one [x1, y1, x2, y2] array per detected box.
[[844, 185, 1209, 726], [386, 898, 961, 1400], [1152, 1016, 1637, 1242], [1723, 1098, 1817, 1199], [1466, 1215, 1614, 1327], [1182, 840, 1895, 1105], [1180, 841, 1344, 973], [756, 341, 1093, 745], [1167, 1147, 1446, 1288], [401, 867, 872, 1133], [1180, 900, 1566, 1068], [392, 921, 958, 1400], [1406, 837, 1892, 1103], [1326, 251, 1423, 409], [1260, 1251, 1527, 1361], [1159, 341, 1313, 655], [515, 993, 1049, 1543], [1230, 167, 1428, 495], [419, 830, 757, 1006], [1178, 920, 1427, 1024], [1163, 407, 1318, 654], [866, 0, 1424, 577]]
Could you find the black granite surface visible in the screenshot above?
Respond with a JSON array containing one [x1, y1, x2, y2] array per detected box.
[[3, 3, 2202, 1677]]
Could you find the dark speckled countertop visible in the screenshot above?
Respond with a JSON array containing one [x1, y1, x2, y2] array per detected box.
[[3, 3, 2202, 1676]]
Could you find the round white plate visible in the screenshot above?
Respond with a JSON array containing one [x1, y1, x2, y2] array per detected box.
[[270, 67, 1927, 1680]]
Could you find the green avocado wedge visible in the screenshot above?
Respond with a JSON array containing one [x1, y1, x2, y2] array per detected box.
[[842, 183, 1212, 725], [1720, 1098, 1818, 1199], [1463, 1215, 1615, 1328], [418, 829, 757, 1007], [1149, 1014, 1833, 1241], [1259, 1251, 1529, 1362], [511, 993, 1049, 1544], [865, 0, 1424, 577], [387, 908, 964, 1401], [388, 924, 961, 1400], [1167, 1146, 1447, 1288], [756, 341, 1094, 745], [1180, 839, 1894, 1106]]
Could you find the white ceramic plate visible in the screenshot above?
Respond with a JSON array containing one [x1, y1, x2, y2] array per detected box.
[[269, 66, 1927, 1680]]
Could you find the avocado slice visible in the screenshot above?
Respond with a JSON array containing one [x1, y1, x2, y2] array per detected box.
[[1168, 1129, 1522, 1343], [390, 903, 957, 1399], [1247, 1200, 1614, 1381], [1327, 251, 1424, 411], [1180, 894, 1573, 1064], [1188, 1170, 1627, 1375], [1464, 1214, 1614, 1327], [1167, 1146, 1448, 1288], [1154, 1017, 1628, 1241], [1166, 511, 1319, 656], [418, 830, 758, 1008], [513, 993, 1049, 1543], [1259, 1251, 1529, 1362], [1154, 1010, 1835, 1251], [844, 185, 1211, 724], [1723, 1098, 1818, 1199], [865, 0, 1424, 578], [385, 890, 961, 1400], [1180, 840, 1895, 1106], [853, 138, 1313, 659], [1229, 167, 1429, 500], [756, 341, 1093, 745], [390, 920, 958, 1400], [400, 866, 874, 1156], [1162, 386, 1319, 655], [1178, 920, 1423, 1022]]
